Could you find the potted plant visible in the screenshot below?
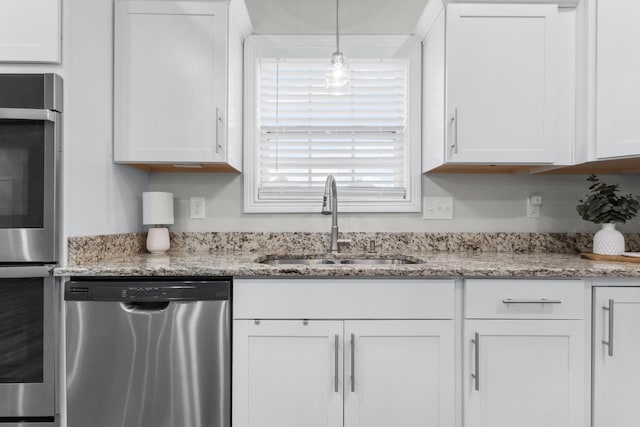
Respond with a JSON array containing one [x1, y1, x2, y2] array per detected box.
[[576, 175, 640, 255]]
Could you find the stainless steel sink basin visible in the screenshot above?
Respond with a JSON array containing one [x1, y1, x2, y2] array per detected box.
[[260, 257, 418, 265], [339, 258, 416, 265], [260, 258, 337, 265]]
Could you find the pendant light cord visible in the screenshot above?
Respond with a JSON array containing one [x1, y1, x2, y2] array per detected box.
[[336, 0, 340, 54], [275, 59, 280, 171]]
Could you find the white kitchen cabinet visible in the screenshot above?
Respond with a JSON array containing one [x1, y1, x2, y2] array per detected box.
[[233, 320, 344, 427], [422, 2, 573, 171], [463, 280, 586, 427], [232, 279, 456, 427], [234, 319, 454, 427], [114, 0, 248, 171], [463, 321, 585, 427], [594, 0, 640, 159], [0, 0, 61, 63], [593, 286, 640, 427], [343, 320, 454, 427]]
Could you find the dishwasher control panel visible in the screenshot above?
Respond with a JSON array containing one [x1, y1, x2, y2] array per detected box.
[[65, 279, 231, 302]]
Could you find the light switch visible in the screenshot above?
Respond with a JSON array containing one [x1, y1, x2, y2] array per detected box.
[[423, 197, 454, 220]]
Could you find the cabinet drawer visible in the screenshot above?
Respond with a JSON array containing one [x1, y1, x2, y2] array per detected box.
[[465, 279, 584, 319], [234, 279, 455, 319]]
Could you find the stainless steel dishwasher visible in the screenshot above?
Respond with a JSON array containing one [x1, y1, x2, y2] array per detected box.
[[64, 278, 231, 427]]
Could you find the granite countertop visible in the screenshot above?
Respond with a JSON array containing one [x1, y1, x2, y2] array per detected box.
[[55, 250, 640, 278]]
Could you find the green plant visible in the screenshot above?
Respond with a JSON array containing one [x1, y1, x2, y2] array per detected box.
[[576, 175, 640, 224]]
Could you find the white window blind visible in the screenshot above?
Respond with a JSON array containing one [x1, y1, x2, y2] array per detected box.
[[257, 58, 409, 202]]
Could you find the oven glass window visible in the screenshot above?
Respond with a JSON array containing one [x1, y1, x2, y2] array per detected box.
[[0, 119, 45, 229], [0, 278, 44, 383]]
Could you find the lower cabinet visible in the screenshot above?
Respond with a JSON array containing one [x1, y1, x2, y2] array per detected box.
[[463, 279, 586, 427], [233, 278, 591, 427], [233, 320, 343, 427], [463, 320, 585, 427], [233, 319, 455, 427], [593, 286, 640, 427], [344, 320, 454, 427], [232, 278, 456, 427]]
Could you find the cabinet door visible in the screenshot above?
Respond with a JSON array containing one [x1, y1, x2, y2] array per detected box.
[[446, 4, 558, 164], [596, 0, 640, 158], [593, 287, 640, 427], [114, 1, 228, 164], [0, 0, 60, 63], [344, 320, 455, 427], [233, 320, 343, 427], [464, 320, 585, 427]]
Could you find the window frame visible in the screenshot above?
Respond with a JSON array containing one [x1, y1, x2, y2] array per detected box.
[[243, 35, 422, 213]]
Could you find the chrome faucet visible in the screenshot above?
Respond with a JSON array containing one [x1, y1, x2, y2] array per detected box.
[[321, 175, 340, 253]]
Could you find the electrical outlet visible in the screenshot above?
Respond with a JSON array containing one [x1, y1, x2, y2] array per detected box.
[[527, 195, 542, 218], [190, 197, 205, 219], [423, 196, 454, 220]]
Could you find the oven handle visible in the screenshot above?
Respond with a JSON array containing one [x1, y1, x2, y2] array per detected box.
[[0, 108, 58, 122], [0, 265, 53, 278]]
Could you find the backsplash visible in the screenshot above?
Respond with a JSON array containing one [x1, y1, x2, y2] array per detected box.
[[148, 173, 640, 234], [66, 231, 640, 265], [68, 233, 147, 264]]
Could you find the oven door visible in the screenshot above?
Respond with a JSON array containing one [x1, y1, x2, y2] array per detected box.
[[0, 266, 55, 422], [0, 109, 59, 263]]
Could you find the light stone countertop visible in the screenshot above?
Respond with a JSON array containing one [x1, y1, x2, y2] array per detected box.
[[55, 250, 640, 278]]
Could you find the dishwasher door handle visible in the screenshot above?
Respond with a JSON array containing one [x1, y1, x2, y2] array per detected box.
[[121, 301, 171, 312]]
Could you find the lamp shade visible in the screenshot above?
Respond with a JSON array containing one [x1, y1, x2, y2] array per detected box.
[[142, 192, 174, 225]]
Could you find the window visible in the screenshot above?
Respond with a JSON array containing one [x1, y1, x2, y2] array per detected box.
[[244, 36, 421, 213]]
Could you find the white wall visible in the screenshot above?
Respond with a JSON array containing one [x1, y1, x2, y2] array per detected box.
[[149, 172, 640, 233], [63, 0, 148, 243]]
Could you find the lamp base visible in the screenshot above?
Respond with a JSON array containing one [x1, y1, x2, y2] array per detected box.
[[146, 227, 170, 254]]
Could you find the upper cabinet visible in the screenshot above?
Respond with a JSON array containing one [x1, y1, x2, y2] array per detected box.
[[448, 3, 558, 165], [422, 1, 577, 172], [114, 0, 250, 172], [0, 0, 61, 63], [594, 0, 640, 159]]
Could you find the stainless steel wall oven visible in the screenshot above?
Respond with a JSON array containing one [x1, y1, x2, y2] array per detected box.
[[0, 74, 61, 426], [0, 266, 56, 425], [0, 73, 61, 263]]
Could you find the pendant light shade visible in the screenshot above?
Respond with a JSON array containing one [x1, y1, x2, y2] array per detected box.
[[326, 0, 350, 94]]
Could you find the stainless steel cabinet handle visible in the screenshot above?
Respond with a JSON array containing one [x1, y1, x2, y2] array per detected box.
[[471, 332, 479, 391], [502, 298, 562, 304], [602, 299, 614, 357], [350, 333, 355, 392], [449, 108, 458, 155], [334, 334, 339, 393], [216, 108, 224, 154]]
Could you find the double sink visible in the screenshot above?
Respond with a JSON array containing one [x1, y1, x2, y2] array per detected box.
[[260, 257, 418, 265]]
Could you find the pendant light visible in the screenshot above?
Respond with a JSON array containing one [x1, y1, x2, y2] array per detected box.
[[326, 0, 350, 94]]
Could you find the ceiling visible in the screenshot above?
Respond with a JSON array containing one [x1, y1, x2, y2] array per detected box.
[[244, 0, 429, 35]]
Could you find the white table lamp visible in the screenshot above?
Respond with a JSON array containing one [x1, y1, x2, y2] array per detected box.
[[142, 192, 174, 254]]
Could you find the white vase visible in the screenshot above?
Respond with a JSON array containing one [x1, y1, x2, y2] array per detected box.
[[593, 223, 625, 255], [146, 227, 170, 254]]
